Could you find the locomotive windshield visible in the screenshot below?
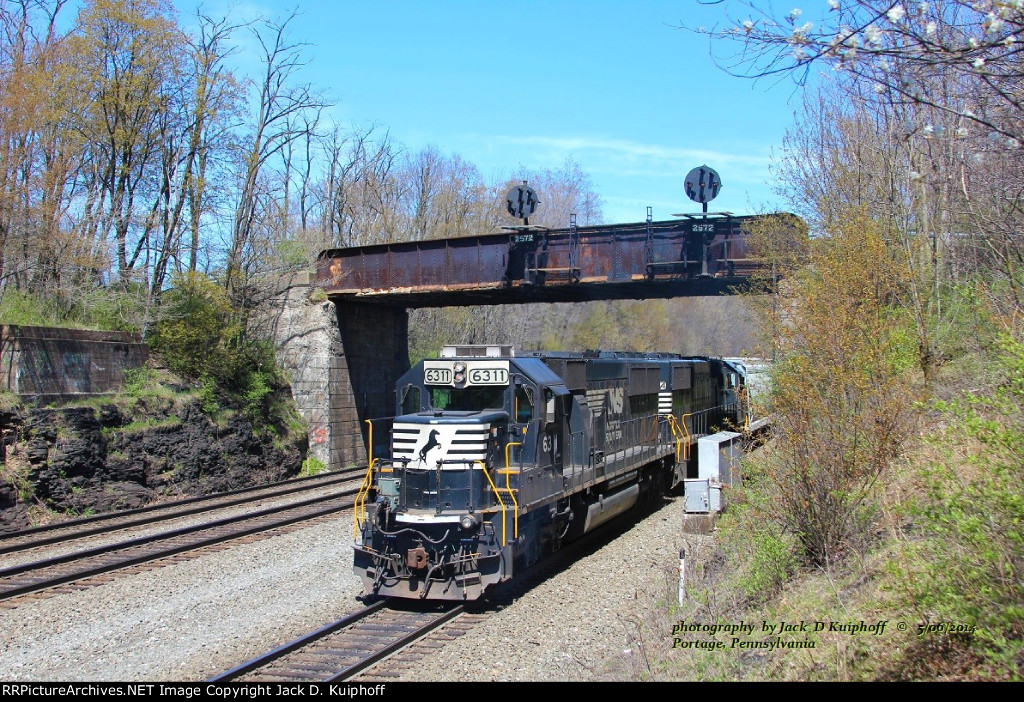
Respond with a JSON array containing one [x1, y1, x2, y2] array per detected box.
[[430, 386, 505, 412]]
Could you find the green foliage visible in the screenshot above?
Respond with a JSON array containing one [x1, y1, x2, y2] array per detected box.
[[148, 272, 287, 425], [198, 376, 220, 417], [301, 456, 327, 476], [121, 367, 156, 398], [0, 289, 58, 327], [276, 239, 311, 270], [738, 529, 798, 603], [898, 334, 1024, 678], [149, 272, 236, 380], [0, 286, 146, 332], [76, 284, 148, 332], [759, 212, 916, 567], [0, 389, 22, 412], [718, 470, 799, 604]]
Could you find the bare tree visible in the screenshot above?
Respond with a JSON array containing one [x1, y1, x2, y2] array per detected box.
[[224, 11, 326, 300]]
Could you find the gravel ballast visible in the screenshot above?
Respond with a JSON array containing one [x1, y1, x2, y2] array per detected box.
[[0, 495, 707, 682]]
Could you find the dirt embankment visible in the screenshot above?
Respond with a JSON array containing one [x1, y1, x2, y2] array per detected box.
[[0, 397, 304, 532]]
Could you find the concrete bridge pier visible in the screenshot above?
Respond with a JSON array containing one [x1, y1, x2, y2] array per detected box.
[[332, 302, 409, 468]]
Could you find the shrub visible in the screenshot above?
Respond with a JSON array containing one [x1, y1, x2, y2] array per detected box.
[[149, 272, 289, 426]]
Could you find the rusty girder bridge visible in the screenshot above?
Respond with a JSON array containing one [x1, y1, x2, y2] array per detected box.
[[311, 211, 793, 469], [316, 212, 784, 307]]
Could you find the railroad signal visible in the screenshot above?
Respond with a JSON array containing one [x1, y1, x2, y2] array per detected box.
[[506, 182, 540, 223], [684, 165, 722, 205]]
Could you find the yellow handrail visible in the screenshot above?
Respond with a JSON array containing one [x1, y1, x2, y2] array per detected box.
[[502, 442, 522, 539], [354, 419, 378, 540], [354, 458, 377, 540], [477, 461, 512, 546], [503, 441, 521, 475], [661, 414, 683, 463], [679, 413, 694, 462]]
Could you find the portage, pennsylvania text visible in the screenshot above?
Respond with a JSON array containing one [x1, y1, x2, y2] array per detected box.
[[669, 619, 896, 651]]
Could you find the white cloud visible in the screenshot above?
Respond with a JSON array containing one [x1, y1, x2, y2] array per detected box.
[[473, 134, 773, 171]]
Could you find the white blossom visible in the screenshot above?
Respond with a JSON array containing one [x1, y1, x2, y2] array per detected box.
[[828, 0, 840, 9], [968, 36, 980, 48], [984, 14, 1004, 34], [925, 21, 937, 36], [874, 82, 886, 93], [865, 24, 883, 45], [909, 171, 922, 181], [917, 2, 929, 13], [973, 56, 986, 68], [742, 19, 754, 32], [1005, 35, 1018, 47], [923, 124, 934, 135], [887, 4, 906, 22], [956, 127, 969, 137], [794, 47, 809, 61], [788, 8, 803, 22]]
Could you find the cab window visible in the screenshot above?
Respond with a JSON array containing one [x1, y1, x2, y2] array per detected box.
[[401, 385, 422, 414], [515, 386, 534, 423], [431, 386, 505, 411]]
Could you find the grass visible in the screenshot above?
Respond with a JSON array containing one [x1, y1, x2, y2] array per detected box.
[[620, 343, 1023, 681], [0, 389, 22, 412], [301, 456, 328, 476]]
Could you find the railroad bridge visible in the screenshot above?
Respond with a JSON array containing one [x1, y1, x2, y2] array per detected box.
[[312, 212, 793, 467]]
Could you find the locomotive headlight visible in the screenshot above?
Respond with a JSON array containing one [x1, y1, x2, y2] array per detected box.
[[460, 513, 480, 531], [453, 361, 467, 373]]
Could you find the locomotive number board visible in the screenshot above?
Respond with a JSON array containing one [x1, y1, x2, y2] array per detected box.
[[424, 361, 510, 386]]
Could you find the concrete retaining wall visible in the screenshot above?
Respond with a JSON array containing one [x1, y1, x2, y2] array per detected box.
[[0, 325, 147, 402]]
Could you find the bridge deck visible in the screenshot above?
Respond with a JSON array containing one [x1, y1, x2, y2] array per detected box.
[[317, 214, 787, 307]]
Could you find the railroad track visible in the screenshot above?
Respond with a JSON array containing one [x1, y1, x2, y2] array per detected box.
[[0, 468, 366, 556], [210, 601, 468, 682], [0, 470, 370, 606], [208, 501, 656, 683]]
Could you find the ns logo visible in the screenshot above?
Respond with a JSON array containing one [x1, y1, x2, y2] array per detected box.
[[414, 428, 449, 468]]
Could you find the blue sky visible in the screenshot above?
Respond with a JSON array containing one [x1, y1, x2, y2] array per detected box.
[[198, 1, 803, 224]]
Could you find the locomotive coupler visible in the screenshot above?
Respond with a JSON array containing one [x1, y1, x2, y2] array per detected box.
[[407, 547, 429, 570]]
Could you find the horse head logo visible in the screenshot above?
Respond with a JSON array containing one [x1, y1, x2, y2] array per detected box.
[[417, 429, 441, 464]]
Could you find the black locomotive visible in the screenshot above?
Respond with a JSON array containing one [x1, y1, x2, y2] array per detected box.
[[352, 345, 749, 600]]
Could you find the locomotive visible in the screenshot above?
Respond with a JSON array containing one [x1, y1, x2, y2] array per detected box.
[[352, 345, 749, 601]]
